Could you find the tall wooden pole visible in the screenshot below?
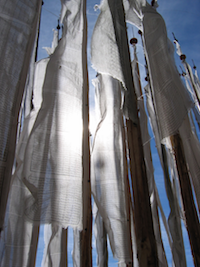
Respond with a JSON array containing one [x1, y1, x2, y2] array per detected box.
[[138, 28, 187, 266], [170, 133, 200, 267], [126, 119, 158, 267], [60, 228, 68, 267], [130, 37, 169, 267], [122, 114, 133, 267], [80, 0, 92, 265], [107, 1, 159, 266]]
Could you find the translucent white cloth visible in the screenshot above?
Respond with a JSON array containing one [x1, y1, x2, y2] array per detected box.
[[91, 0, 125, 87], [43, 29, 59, 56], [0, 0, 42, 230], [173, 40, 182, 57], [20, 0, 87, 230], [42, 224, 67, 267], [91, 74, 132, 264], [174, 39, 200, 111], [142, 3, 192, 140], [0, 56, 49, 267], [123, 0, 145, 31], [91, 0, 138, 123], [93, 202, 108, 267], [72, 229, 81, 267]]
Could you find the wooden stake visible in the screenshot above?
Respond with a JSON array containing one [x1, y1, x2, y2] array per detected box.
[[170, 133, 200, 267], [60, 228, 68, 267], [126, 119, 158, 267], [28, 225, 40, 267], [122, 115, 133, 267], [80, 0, 92, 265], [106, 1, 159, 265]]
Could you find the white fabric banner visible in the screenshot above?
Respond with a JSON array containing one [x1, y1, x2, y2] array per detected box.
[[42, 224, 67, 267], [0, 57, 48, 267], [20, 0, 87, 230], [91, 74, 132, 264], [142, 3, 192, 140], [123, 0, 146, 31], [93, 202, 108, 267], [0, 0, 43, 230]]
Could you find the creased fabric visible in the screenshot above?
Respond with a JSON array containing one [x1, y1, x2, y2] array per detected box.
[[142, 3, 192, 140], [20, 0, 87, 230], [0, 0, 42, 231], [174, 39, 200, 113], [91, 0, 137, 123], [93, 202, 108, 267], [91, 0, 125, 88], [42, 224, 67, 267], [72, 229, 81, 267], [91, 74, 132, 264], [0, 56, 48, 267], [123, 0, 145, 31], [43, 29, 59, 56]]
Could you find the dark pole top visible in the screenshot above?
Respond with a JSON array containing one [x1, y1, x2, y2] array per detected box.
[[130, 38, 138, 45], [180, 54, 186, 61]]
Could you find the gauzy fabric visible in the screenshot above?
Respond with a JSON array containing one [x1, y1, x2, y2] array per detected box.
[[142, 4, 192, 140], [0, 0, 42, 230], [91, 74, 132, 264]]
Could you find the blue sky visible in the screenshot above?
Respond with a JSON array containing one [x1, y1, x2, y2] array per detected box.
[[36, 0, 200, 266]]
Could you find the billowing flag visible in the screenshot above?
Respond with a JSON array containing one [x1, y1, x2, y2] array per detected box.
[[0, 0, 43, 231], [21, 0, 88, 230], [142, 3, 192, 140], [91, 74, 132, 264]]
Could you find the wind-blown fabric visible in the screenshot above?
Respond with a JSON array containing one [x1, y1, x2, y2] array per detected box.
[[181, 68, 200, 130], [0, 0, 42, 231], [18, 0, 87, 230], [174, 39, 200, 109], [91, 0, 125, 88], [0, 56, 48, 267], [93, 202, 108, 267], [42, 224, 67, 267], [123, 0, 145, 31], [91, 74, 132, 264], [173, 40, 200, 132], [91, 0, 138, 123], [142, 3, 192, 140], [43, 29, 59, 57]]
